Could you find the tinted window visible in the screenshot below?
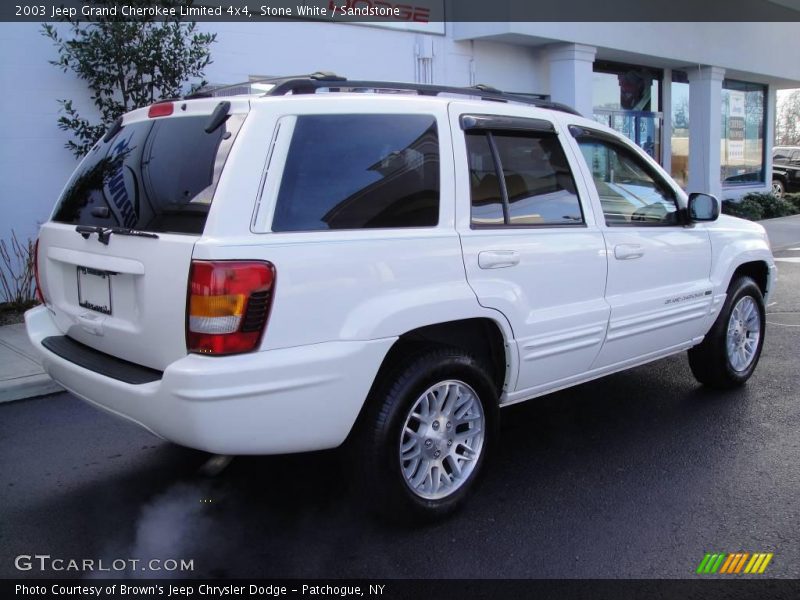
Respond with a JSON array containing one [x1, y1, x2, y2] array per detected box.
[[467, 130, 583, 227], [577, 136, 679, 226], [466, 133, 504, 226], [272, 114, 439, 231], [53, 114, 245, 234]]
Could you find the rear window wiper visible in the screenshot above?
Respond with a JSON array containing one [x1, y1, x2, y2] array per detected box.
[[110, 227, 159, 240], [75, 225, 158, 245]]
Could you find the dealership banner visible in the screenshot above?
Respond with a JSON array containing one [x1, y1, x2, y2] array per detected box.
[[727, 91, 747, 163], [4, 0, 800, 22]]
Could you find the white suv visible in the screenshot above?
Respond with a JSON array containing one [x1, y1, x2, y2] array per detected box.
[[26, 74, 776, 519]]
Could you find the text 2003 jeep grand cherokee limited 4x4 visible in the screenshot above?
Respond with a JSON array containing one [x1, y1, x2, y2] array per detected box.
[[26, 74, 776, 519]]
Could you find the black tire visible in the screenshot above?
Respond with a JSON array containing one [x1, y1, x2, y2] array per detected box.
[[772, 179, 785, 198], [355, 347, 498, 522], [688, 276, 766, 389]]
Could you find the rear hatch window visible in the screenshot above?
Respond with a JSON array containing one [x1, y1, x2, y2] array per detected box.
[[52, 113, 245, 234]]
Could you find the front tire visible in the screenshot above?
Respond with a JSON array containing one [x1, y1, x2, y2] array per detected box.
[[356, 347, 498, 521], [688, 276, 765, 389], [772, 179, 785, 198]]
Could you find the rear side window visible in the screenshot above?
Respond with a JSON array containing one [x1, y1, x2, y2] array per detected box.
[[271, 114, 439, 232], [466, 130, 583, 227], [52, 114, 245, 234]]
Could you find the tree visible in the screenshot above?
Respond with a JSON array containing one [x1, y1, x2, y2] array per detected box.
[[776, 89, 800, 146], [42, 2, 216, 157], [673, 97, 689, 130]]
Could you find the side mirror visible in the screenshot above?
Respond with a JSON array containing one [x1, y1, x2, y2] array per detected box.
[[687, 193, 720, 222]]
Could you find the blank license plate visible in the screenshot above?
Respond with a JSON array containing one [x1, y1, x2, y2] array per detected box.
[[77, 266, 112, 315]]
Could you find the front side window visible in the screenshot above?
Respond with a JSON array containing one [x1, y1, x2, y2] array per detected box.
[[576, 135, 679, 226], [466, 130, 583, 227], [272, 114, 439, 232]]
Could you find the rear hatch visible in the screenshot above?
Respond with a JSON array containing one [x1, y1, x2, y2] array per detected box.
[[37, 99, 249, 371]]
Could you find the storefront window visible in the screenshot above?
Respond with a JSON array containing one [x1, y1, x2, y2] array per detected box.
[[721, 80, 765, 185], [592, 63, 662, 162], [670, 72, 689, 188]]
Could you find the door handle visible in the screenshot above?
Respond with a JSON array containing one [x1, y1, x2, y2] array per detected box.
[[478, 250, 520, 269], [614, 244, 645, 260]]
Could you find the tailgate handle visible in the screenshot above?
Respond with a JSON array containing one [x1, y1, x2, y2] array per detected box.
[[478, 250, 520, 269], [77, 312, 105, 336]]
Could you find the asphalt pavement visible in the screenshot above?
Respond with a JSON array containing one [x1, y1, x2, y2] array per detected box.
[[1, 253, 799, 580]]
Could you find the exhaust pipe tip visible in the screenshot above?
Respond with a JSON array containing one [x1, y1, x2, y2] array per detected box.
[[197, 454, 234, 477]]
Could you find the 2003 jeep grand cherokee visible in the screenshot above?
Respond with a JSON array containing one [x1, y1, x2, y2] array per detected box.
[[26, 73, 776, 519]]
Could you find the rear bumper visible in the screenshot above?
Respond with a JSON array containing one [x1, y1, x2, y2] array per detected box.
[[25, 305, 395, 455]]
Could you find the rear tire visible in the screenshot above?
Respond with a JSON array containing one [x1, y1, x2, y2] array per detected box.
[[688, 276, 765, 389], [355, 347, 498, 522], [772, 179, 785, 198]]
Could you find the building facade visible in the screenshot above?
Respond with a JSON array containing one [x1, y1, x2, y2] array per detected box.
[[2, 18, 800, 249]]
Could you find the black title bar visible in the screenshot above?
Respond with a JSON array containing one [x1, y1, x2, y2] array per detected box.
[[4, 0, 800, 23]]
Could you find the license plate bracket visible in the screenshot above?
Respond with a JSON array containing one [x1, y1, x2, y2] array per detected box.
[[77, 266, 112, 315]]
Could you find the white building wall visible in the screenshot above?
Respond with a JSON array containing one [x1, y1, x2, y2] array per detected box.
[[0, 23, 94, 250]]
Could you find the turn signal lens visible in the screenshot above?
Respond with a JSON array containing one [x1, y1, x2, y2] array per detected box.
[[187, 260, 276, 355]]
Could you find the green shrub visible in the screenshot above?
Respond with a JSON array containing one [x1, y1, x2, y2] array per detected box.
[[754, 193, 796, 218], [722, 198, 764, 221], [722, 192, 798, 221], [784, 193, 800, 213]]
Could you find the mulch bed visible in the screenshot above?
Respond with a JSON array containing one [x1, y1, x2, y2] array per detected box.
[[0, 302, 37, 326]]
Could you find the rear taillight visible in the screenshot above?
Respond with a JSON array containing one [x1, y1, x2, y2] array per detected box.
[[33, 238, 46, 305], [187, 260, 276, 355], [148, 102, 174, 118]]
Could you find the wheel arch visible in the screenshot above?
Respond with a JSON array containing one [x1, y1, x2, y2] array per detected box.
[[730, 260, 770, 296], [709, 229, 774, 302], [342, 316, 513, 447]]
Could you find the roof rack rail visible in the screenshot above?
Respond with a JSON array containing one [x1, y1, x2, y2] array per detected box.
[[185, 72, 581, 116]]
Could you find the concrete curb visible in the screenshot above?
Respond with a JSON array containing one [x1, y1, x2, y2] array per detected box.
[[0, 322, 62, 404], [0, 373, 62, 403]]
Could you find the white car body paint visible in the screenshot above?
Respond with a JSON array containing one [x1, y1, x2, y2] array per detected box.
[[26, 92, 776, 454]]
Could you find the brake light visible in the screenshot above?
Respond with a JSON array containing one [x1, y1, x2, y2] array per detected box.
[[148, 102, 174, 118], [33, 238, 46, 305], [187, 261, 276, 355]]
